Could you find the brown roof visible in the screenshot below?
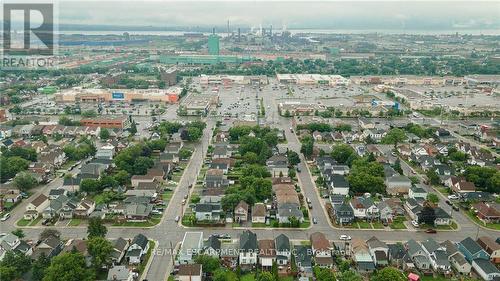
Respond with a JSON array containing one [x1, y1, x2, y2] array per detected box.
[[146, 168, 164, 177], [310, 232, 330, 252], [271, 177, 292, 184], [258, 239, 276, 257], [235, 201, 249, 213], [30, 194, 48, 207], [477, 236, 500, 253], [456, 181, 476, 191], [315, 257, 333, 265], [62, 239, 88, 254], [252, 203, 267, 217], [473, 202, 500, 218], [177, 264, 202, 276], [131, 174, 155, 180], [206, 169, 224, 176]]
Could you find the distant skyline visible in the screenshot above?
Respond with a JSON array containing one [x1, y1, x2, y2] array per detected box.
[[54, 1, 499, 32]]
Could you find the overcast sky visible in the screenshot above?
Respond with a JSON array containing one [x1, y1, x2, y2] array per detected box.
[[55, 1, 500, 30]]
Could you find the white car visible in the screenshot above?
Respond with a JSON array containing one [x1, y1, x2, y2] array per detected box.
[[411, 220, 419, 227], [1, 213, 10, 221], [175, 216, 180, 222], [448, 195, 459, 200], [339, 235, 351, 241]]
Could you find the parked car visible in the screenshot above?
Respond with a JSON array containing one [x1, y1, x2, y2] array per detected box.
[[181, 199, 186, 205], [411, 220, 419, 227], [175, 216, 180, 222], [313, 218, 318, 224], [445, 200, 452, 206], [339, 235, 351, 241], [452, 205, 460, 211], [425, 229, 437, 234], [448, 194, 460, 200], [1, 213, 10, 221]]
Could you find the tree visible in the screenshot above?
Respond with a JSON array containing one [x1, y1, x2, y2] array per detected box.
[[339, 270, 363, 281], [300, 136, 314, 159], [129, 121, 137, 135], [381, 128, 407, 148], [134, 156, 154, 175], [11, 229, 24, 238], [40, 229, 60, 240], [271, 261, 279, 281], [80, 178, 100, 193], [257, 272, 275, 281], [0, 156, 30, 182], [0, 251, 32, 281], [81, 110, 97, 118], [113, 170, 130, 186], [426, 169, 440, 185], [313, 265, 336, 281], [179, 148, 193, 160], [87, 217, 107, 238], [464, 166, 499, 193], [419, 205, 436, 226], [32, 252, 50, 281], [87, 237, 113, 270], [370, 267, 404, 281], [287, 150, 301, 166], [393, 159, 403, 175], [213, 269, 238, 281], [426, 193, 439, 205], [99, 128, 110, 140], [331, 144, 356, 164], [43, 252, 95, 281], [243, 152, 259, 164], [12, 171, 37, 191], [194, 255, 220, 274]]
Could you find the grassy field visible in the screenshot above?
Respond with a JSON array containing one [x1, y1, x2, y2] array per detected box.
[[390, 217, 407, 230], [68, 218, 82, 226], [372, 222, 385, 229], [240, 274, 255, 281], [16, 219, 31, 226], [357, 221, 372, 229], [112, 214, 162, 227]]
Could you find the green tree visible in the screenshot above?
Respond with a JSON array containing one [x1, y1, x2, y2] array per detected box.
[[313, 265, 336, 281], [0, 156, 29, 182], [381, 128, 407, 148], [179, 148, 193, 160], [426, 193, 439, 205], [80, 178, 100, 193], [271, 261, 279, 281], [287, 150, 301, 166], [370, 267, 404, 281], [87, 217, 107, 238], [13, 171, 38, 191], [133, 156, 154, 175], [32, 252, 50, 281], [0, 251, 32, 281], [426, 169, 440, 185], [113, 170, 130, 186], [81, 110, 97, 118], [243, 152, 259, 164], [43, 252, 95, 281], [339, 270, 363, 281], [129, 121, 138, 135], [194, 255, 220, 274], [331, 144, 356, 164], [87, 237, 113, 270], [300, 135, 314, 159], [419, 205, 436, 226], [213, 269, 238, 281], [257, 271, 275, 281], [99, 128, 110, 140], [11, 229, 24, 238]]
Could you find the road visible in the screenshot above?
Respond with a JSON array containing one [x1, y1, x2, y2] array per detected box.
[[2, 84, 499, 281]]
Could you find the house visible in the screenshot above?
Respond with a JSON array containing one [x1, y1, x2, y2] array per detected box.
[[234, 201, 249, 223], [32, 235, 63, 259], [48, 189, 68, 200], [385, 176, 412, 196], [433, 207, 452, 226], [212, 144, 231, 159], [310, 232, 333, 268], [409, 184, 428, 199], [179, 232, 203, 264], [294, 245, 313, 273], [421, 238, 450, 273], [252, 203, 267, 224], [334, 202, 354, 225], [110, 238, 130, 264], [80, 163, 106, 179], [0, 234, 20, 260], [472, 258, 500, 281], [176, 264, 202, 281], [458, 237, 490, 263], [124, 202, 153, 222], [266, 154, 289, 178], [477, 236, 500, 264], [450, 252, 472, 275], [406, 239, 431, 271], [312, 131, 323, 141], [220, 241, 239, 268], [258, 239, 276, 269], [350, 196, 379, 221], [204, 236, 221, 257], [328, 175, 349, 196], [205, 169, 229, 188], [126, 234, 149, 265], [384, 198, 405, 216], [131, 174, 156, 188], [351, 238, 375, 272], [25, 194, 49, 218], [239, 230, 258, 267], [388, 243, 406, 269], [471, 203, 500, 224], [61, 239, 91, 266], [277, 203, 304, 224], [74, 198, 96, 218], [195, 203, 221, 222], [107, 265, 136, 281], [275, 234, 291, 266], [96, 144, 115, 160], [452, 180, 476, 193], [377, 201, 393, 223], [366, 236, 388, 267], [42, 194, 69, 219], [62, 176, 82, 193], [210, 162, 229, 174]]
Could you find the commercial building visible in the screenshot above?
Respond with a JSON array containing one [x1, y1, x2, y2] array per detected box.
[[350, 75, 465, 86], [54, 87, 182, 104], [199, 75, 268, 85], [159, 55, 256, 65], [179, 93, 219, 116], [80, 116, 130, 129], [276, 74, 350, 86], [160, 67, 178, 86], [278, 101, 327, 116], [208, 34, 220, 55]]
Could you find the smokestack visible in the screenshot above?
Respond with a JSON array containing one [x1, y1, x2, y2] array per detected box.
[[212, 27, 215, 35]]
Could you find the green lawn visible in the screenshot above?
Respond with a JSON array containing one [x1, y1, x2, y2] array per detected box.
[[30, 216, 42, 226], [162, 191, 173, 202], [357, 221, 372, 229], [112, 215, 162, 227], [16, 219, 31, 226], [372, 222, 385, 229], [138, 240, 156, 275], [68, 218, 82, 226], [251, 223, 267, 227], [240, 274, 256, 281], [466, 211, 500, 230], [390, 217, 407, 230]]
